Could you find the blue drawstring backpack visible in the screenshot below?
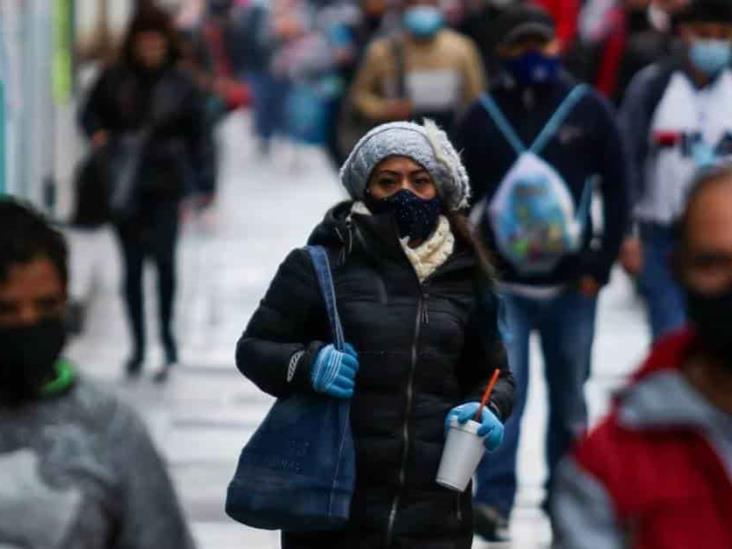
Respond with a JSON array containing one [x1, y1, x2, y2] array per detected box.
[[226, 246, 355, 531], [479, 85, 594, 275]]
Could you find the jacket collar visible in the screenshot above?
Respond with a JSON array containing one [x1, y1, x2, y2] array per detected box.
[[307, 201, 476, 282]]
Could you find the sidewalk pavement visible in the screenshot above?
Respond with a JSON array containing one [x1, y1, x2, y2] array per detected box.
[[65, 113, 650, 548]]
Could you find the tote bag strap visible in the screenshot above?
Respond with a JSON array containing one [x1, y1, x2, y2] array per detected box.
[[306, 246, 345, 351]]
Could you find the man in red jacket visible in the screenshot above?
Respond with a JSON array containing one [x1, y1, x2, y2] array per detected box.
[[552, 164, 732, 548]]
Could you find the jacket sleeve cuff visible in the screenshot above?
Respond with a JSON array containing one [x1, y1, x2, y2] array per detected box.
[[487, 401, 504, 422], [287, 341, 326, 394]]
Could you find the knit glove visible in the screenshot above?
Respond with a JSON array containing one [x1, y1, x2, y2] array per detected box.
[[310, 343, 359, 399], [445, 402, 504, 452]]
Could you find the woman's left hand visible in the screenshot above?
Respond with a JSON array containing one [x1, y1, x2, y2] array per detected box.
[[445, 402, 504, 452]]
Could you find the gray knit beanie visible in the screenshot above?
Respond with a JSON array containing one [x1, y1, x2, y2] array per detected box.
[[340, 120, 471, 211]]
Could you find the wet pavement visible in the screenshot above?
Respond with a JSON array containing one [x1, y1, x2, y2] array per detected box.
[[65, 113, 650, 548]]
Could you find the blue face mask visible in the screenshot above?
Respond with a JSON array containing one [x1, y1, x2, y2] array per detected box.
[[689, 39, 732, 77], [504, 51, 561, 86], [404, 6, 444, 39], [367, 189, 443, 242]]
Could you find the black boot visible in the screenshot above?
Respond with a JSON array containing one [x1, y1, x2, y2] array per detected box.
[[125, 351, 144, 379], [153, 334, 178, 384]]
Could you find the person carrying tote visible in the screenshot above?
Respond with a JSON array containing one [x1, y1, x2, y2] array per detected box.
[[236, 120, 516, 548], [80, 6, 209, 381], [237, 121, 514, 549]]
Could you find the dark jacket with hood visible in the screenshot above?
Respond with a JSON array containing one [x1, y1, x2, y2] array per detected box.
[[236, 202, 515, 548]]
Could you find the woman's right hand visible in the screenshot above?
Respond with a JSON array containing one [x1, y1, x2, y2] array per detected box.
[[310, 343, 359, 399]]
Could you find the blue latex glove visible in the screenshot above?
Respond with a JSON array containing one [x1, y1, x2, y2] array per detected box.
[[445, 402, 504, 452], [310, 343, 359, 399]]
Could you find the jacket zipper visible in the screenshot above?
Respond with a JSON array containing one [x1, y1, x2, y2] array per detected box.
[[386, 290, 429, 545]]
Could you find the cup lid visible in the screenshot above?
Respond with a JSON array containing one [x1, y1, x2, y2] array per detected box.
[[450, 417, 482, 435]]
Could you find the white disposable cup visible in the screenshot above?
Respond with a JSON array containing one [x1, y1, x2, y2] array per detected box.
[[436, 417, 485, 492]]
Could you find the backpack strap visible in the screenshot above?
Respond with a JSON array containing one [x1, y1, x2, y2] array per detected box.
[[306, 246, 345, 351], [529, 84, 590, 155], [575, 177, 594, 228], [479, 93, 526, 155]]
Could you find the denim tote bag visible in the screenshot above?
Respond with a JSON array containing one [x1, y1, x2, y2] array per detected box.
[[226, 246, 355, 531]]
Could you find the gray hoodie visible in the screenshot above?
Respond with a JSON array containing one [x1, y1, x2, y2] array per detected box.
[[0, 378, 195, 549]]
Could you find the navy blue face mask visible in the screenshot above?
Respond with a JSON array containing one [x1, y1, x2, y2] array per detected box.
[[504, 51, 560, 87], [367, 189, 442, 242]]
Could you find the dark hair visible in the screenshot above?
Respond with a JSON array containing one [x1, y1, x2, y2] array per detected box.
[[676, 0, 732, 26], [446, 212, 498, 283], [120, 5, 182, 68], [674, 163, 732, 247], [0, 198, 68, 287]]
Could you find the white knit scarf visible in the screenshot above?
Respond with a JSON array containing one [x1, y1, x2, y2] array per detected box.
[[351, 202, 455, 282]]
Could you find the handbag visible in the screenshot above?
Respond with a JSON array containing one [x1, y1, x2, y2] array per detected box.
[[70, 132, 147, 227], [71, 149, 112, 228], [225, 245, 355, 531], [285, 80, 333, 146]]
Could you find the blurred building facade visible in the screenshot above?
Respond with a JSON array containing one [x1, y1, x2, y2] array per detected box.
[[0, 0, 183, 213]]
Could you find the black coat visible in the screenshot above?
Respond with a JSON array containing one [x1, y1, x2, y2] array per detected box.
[[80, 64, 209, 208], [236, 203, 515, 548]]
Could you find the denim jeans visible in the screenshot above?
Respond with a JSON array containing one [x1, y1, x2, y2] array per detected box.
[[115, 201, 179, 364], [245, 71, 290, 143], [638, 223, 687, 342], [474, 289, 598, 517]]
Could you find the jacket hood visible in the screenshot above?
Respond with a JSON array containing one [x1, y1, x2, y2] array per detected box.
[[307, 201, 354, 250], [616, 330, 732, 438]]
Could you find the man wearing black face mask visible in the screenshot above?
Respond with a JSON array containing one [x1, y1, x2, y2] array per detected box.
[[454, 3, 629, 541], [552, 165, 732, 548], [0, 200, 194, 548]]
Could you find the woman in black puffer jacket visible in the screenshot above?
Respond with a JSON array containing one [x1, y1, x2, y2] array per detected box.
[[236, 121, 516, 549], [81, 6, 209, 380]]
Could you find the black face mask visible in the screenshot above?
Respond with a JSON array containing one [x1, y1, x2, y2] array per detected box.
[[0, 316, 67, 408], [366, 189, 443, 242], [685, 286, 732, 372]]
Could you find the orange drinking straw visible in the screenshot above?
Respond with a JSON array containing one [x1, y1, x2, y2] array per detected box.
[[475, 369, 501, 422]]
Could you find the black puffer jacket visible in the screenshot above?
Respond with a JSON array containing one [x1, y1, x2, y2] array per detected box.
[[80, 64, 208, 206], [237, 202, 515, 548]]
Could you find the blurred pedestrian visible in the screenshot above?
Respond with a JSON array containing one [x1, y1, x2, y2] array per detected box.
[[228, 0, 279, 154], [458, 0, 520, 79], [553, 164, 732, 549], [80, 6, 209, 380], [454, 4, 629, 541], [334, 0, 400, 162], [567, 0, 688, 104], [236, 120, 516, 547], [619, 0, 732, 342], [0, 199, 195, 549], [349, 0, 485, 135]]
